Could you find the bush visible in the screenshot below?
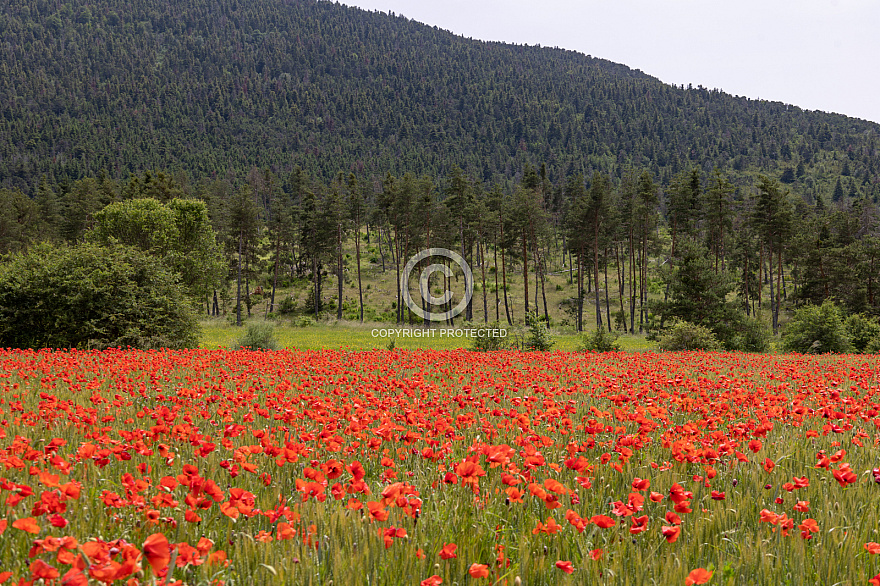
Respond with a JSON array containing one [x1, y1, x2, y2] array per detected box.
[[469, 323, 510, 352], [525, 311, 554, 351], [864, 336, 880, 354], [235, 323, 278, 350], [782, 300, 852, 354], [659, 320, 722, 351], [725, 313, 771, 353], [0, 242, 199, 349], [295, 316, 316, 328], [577, 328, 621, 352], [277, 296, 297, 315], [844, 313, 880, 353]]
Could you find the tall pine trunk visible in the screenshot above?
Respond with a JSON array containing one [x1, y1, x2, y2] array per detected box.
[[604, 249, 611, 329], [593, 218, 602, 329], [270, 236, 280, 313], [480, 240, 488, 322], [522, 229, 529, 319], [236, 230, 243, 327], [337, 223, 343, 321], [356, 224, 364, 322], [615, 244, 625, 332], [494, 236, 500, 322]]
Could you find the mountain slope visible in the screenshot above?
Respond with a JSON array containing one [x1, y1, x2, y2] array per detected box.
[[0, 0, 877, 198]]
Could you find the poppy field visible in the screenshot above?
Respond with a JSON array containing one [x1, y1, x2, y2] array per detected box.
[[0, 349, 879, 585]]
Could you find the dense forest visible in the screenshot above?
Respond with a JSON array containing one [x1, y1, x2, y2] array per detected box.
[[0, 0, 878, 202], [4, 160, 880, 353]]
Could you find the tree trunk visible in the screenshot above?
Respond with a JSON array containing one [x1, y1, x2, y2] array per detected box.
[[494, 235, 500, 322], [337, 223, 343, 320], [616, 244, 625, 332], [774, 245, 782, 334], [236, 230, 243, 326], [501, 229, 512, 325], [539, 253, 549, 323], [270, 236, 280, 313], [593, 217, 602, 329], [576, 251, 584, 332], [758, 243, 763, 309], [356, 223, 364, 322], [480, 240, 488, 323], [768, 241, 775, 333], [313, 255, 320, 320], [394, 236, 402, 324], [604, 248, 612, 329], [629, 229, 636, 334], [522, 229, 529, 319]]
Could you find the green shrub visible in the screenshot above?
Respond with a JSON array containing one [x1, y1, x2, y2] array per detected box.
[[864, 336, 880, 354], [577, 327, 621, 352], [469, 323, 511, 352], [235, 323, 278, 350], [277, 296, 297, 315], [782, 300, 852, 354], [844, 313, 880, 353], [296, 316, 316, 328], [0, 242, 198, 349], [659, 320, 722, 351], [525, 311, 554, 351], [725, 313, 771, 353]]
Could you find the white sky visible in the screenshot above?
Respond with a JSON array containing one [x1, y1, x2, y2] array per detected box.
[[339, 0, 880, 124]]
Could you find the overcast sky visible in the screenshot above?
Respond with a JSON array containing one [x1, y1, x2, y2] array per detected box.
[[339, 0, 880, 125]]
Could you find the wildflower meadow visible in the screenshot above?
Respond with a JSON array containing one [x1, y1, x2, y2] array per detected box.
[[0, 348, 879, 585]]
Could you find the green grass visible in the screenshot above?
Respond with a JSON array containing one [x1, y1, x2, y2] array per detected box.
[[198, 318, 660, 352]]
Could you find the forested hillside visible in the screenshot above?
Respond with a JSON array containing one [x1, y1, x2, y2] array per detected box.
[[0, 0, 878, 200]]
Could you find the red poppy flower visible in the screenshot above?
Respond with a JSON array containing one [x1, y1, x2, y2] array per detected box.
[[13, 517, 40, 534], [591, 515, 616, 528], [661, 525, 681, 543], [143, 533, 171, 574], [439, 543, 458, 559], [630, 515, 649, 535], [555, 560, 574, 574], [685, 568, 713, 585]]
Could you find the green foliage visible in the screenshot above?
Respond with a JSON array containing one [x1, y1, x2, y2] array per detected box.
[[524, 311, 554, 351], [88, 198, 225, 299], [0, 242, 199, 349], [88, 197, 177, 253], [863, 336, 880, 354], [782, 300, 852, 354], [0, 188, 45, 254], [725, 314, 772, 353], [843, 313, 880, 353], [653, 239, 763, 351], [295, 316, 316, 328], [659, 320, 722, 352], [577, 327, 621, 352], [235, 323, 278, 351], [277, 297, 297, 315], [468, 323, 511, 352]]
